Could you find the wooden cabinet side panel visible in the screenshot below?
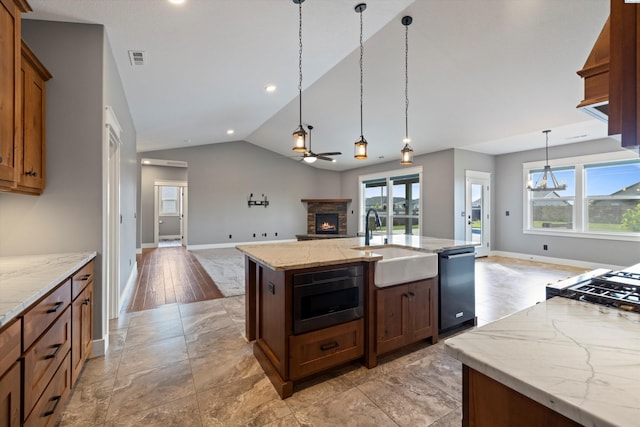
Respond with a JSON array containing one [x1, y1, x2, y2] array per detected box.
[[0, 361, 20, 427], [0, 0, 19, 185], [464, 366, 581, 427], [81, 282, 94, 362], [0, 320, 20, 377], [256, 266, 288, 378]]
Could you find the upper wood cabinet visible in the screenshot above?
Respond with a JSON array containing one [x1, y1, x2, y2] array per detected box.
[[0, 0, 31, 188], [15, 42, 51, 194], [0, 0, 52, 195]]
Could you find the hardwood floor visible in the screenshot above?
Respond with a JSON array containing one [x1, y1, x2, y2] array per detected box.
[[126, 246, 224, 312]]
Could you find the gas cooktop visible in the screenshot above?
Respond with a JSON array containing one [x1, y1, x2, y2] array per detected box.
[[546, 263, 640, 313]]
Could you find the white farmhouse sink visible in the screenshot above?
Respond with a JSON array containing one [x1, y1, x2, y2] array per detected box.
[[361, 246, 438, 288]]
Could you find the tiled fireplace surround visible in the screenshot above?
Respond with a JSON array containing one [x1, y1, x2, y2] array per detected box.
[[302, 199, 351, 236]]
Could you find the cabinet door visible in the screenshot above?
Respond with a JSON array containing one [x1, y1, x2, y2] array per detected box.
[[71, 281, 93, 386], [16, 43, 50, 194], [409, 279, 435, 342], [376, 284, 410, 355], [0, 361, 21, 427], [0, 0, 21, 187]]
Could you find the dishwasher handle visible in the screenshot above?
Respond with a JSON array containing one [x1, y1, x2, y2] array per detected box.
[[441, 252, 475, 260]]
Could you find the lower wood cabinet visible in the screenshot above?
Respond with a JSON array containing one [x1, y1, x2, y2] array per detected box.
[[71, 281, 93, 385], [0, 320, 21, 427], [23, 353, 71, 427], [376, 277, 438, 356], [289, 318, 364, 380]]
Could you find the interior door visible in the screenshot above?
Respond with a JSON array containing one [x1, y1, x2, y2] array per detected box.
[[465, 171, 491, 257]]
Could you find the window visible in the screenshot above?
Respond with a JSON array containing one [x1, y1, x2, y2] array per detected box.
[[524, 153, 640, 239], [160, 186, 179, 216], [360, 167, 422, 237], [585, 161, 640, 233], [528, 167, 575, 230]]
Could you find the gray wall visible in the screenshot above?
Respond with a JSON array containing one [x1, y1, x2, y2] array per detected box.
[[159, 216, 180, 237], [139, 141, 341, 246], [103, 35, 138, 297], [339, 148, 492, 241], [0, 21, 137, 342], [139, 165, 187, 245], [494, 137, 638, 266]]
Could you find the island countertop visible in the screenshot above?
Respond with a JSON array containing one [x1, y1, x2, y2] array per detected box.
[[444, 297, 640, 427], [236, 234, 475, 270], [0, 252, 97, 328]]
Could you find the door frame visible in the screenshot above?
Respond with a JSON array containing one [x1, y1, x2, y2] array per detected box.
[[103, 106, 122, 349], [154, 180, 188, 247], [465, 170, 491, 257]]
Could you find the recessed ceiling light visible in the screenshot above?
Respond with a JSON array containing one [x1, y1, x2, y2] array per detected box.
[[265, 84, 277, 93], [227, 129, 235, 135], [168, 0, 186, 4]]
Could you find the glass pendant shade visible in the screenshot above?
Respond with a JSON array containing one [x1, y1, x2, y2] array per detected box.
[[400, 142, 413, 165], [302, 154, 317, 163], [292, 125, 307, 152], [354, 136, 368, 159]]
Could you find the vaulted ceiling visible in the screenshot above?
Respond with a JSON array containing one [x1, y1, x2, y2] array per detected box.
[[26, 0, 610, 171]]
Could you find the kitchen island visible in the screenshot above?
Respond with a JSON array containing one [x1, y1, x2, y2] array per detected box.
[[444, 297, 640, 427], [237, 235, 474, 398]]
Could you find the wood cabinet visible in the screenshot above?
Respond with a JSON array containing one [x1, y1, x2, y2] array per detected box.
[[0, 320, 21, 426], [15, 42, 51, 194], [289, 318, 363, 380], [71, 261, 94, 385], [0, 0, 51, 194], [375, 277, 438, 357], [0, 0, 31, 189]]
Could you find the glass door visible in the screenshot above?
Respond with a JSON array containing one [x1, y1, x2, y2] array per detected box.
[[465, 171, 491, 257]]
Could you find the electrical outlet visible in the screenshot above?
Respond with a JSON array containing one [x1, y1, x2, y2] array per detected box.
[[229, 234, 232, 239], [275, 232, 278, 236], [253, 233, 256, 238], [505, 211, 510, 216], [543, 244, 548, 251]]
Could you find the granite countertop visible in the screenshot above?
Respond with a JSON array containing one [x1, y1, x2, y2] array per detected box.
[[444, 298, 640, 427], [0, 252, 97, 328], [236, 235, 475, 270]]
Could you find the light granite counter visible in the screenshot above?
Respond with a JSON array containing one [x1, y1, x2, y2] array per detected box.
[[445, 297, 640, 427], [236, 235, 475, 271], [0, 252, 97, 329]]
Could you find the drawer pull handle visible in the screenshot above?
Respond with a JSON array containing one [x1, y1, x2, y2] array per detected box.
[[320, 342, 339, 351], [46, 301, 64, 313], [44, 395, 62, 417], [80, 274, 91, 281], [83, 298, 91, 305], [45, 343, 63, 360], [408, 291, 415, 297]]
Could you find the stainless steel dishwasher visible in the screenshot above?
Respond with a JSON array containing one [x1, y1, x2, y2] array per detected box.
[[438, 247, 476, 332]]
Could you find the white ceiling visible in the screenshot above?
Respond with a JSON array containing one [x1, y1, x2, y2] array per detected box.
[[25, 0, 610, 171]]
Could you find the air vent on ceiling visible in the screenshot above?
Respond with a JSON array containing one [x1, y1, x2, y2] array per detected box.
[[128, 50, 146, 66]]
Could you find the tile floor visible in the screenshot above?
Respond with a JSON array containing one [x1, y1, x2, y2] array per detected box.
[[57, 257, 585, 426]]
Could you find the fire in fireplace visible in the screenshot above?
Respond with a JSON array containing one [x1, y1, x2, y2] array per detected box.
[[315, 213, 339, 234]]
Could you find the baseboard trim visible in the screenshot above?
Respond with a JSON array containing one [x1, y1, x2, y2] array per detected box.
[[91, 337, 106, 357], [489, 250, 625, 271], [188, 239, 297, 251], [136, 247, 142, 254], [141, 243, 157, 249], [159, 235, 181, 240]]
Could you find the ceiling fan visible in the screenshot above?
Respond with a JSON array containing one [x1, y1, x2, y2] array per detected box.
[[297, 125, 342, 163]]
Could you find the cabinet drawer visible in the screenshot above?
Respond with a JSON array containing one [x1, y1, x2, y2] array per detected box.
[[23, 279, 71, 351], [289, 318, 364, 380], [0, 320, 21, 376], [24, 306, 71, 418], [71, 261, 93, 300], [23, 352, 71, 427]]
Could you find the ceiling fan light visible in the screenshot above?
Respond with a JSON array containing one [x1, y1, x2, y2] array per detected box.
[[292, 125, 307, 152], [354, 136, 368, 159], [400, 143, 413, 165], [303, 155, 317, 163]]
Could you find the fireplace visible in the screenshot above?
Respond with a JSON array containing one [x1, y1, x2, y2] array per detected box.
[[315, 213, 339, 234]]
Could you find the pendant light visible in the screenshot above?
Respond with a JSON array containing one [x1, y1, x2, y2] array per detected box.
[[292, 0, 307, 153], [527, 130, 567, 192], [354, 3, 368, 160], [400, 16, 413, 165]]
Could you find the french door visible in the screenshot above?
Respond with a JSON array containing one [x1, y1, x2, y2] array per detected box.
[[465, 171, 491, 257]]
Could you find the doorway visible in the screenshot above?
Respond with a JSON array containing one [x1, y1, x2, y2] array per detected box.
[[465, 171, 491, 257], [154, 180, 188, 247]]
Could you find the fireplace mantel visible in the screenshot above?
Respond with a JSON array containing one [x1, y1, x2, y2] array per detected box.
[[301, 199, 351, 203]]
